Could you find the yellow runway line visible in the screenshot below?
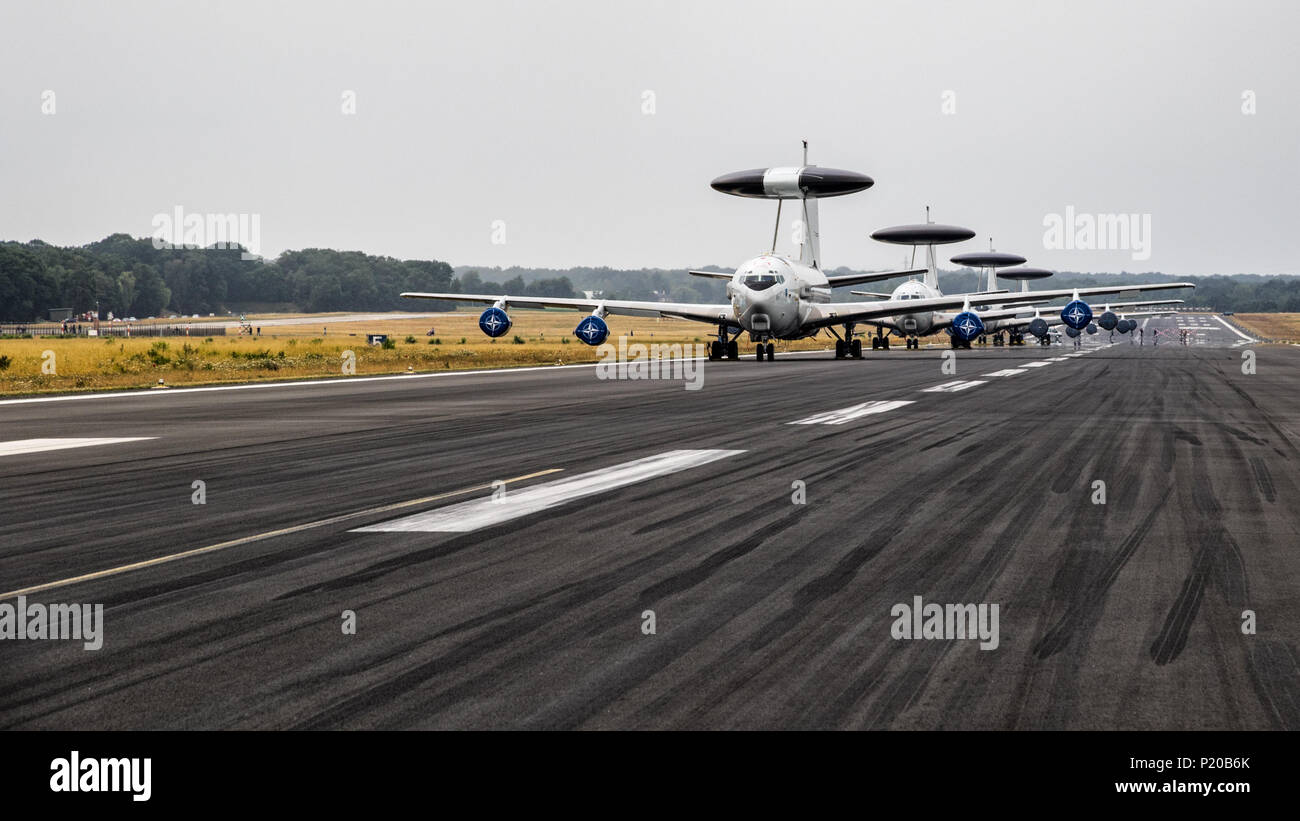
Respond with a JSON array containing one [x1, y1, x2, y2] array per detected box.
[[0, 469, 562, 600]]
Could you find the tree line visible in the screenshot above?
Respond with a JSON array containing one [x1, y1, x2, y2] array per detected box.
[[0, 235, 460, 321], [2, 234, 1298, 322]]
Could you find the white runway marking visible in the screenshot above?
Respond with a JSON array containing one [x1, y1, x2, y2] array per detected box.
[[1212, 315, 1255, 342], [0, 437, 155, 456], [1020, 361, 1052, 368], [921, 380, 987, 393], [982, 369, 1028, 377], [788, 400, 914, 425], [352, 449, 745, 533]]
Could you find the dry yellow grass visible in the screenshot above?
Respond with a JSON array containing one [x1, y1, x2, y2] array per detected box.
[[1232, 313, 1300, 343], [0, 310, 854, 396]]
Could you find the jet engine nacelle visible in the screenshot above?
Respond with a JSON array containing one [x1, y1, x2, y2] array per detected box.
[[1061, 299, 1093, 330], [574, 315, 610, 346], [951, 311, 985, 342], [1027, 317, 1049, 339], [1065, 326, 1081, 338], [1098, 310, 1119, 331], [478, 307, 512, 338]]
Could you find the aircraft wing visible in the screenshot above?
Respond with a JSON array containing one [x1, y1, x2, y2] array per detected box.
[[687, 270, 733, 281], [1008, 282, 1195, 302], [801, 291, 1031, 329], [985, 298, 1188, 325], [824, 268, 927, 287], [401, 292, 735, 325], [815, 283, 1194, 330]]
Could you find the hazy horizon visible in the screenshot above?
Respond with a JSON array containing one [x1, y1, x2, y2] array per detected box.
[[3, 0, 1297, 277]]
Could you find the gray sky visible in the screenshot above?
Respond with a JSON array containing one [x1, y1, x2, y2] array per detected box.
[[2, 0, 1297, 276]]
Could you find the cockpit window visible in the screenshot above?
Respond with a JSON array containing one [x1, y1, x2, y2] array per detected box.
[[742, 273, 783, 291]]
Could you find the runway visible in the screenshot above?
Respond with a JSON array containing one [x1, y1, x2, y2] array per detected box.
[[1, 315, 1297, 729]]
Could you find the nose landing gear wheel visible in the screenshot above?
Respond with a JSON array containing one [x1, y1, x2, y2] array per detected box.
[[766, 342, 775, 360]]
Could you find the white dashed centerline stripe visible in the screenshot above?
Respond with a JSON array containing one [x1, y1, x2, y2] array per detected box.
[[788, 400, 914, 425], [0, 468, 565, 600], [352, 449, 745, 534], [0, 437, 156, 457], [921, 380, 987, 393], [982, 369, 1028, 377], [1020, 361, 1052, 368]]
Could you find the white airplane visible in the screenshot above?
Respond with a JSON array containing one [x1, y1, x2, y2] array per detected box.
[[850, 217, 1052, 349], [852, 230, 1195, 349], [401, 148, 1064, 360], [1005, 299, 1186, 344]]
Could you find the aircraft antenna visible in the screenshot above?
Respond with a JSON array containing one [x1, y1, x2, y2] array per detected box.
[[770, 199, 782, 254], [802, 140, 808, 166]]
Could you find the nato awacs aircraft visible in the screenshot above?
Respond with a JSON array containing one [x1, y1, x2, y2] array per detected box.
[[402, 147, 1076, 360], [1006, 297, 1184, 344], [961, 266, 1185, 345], [849, 226, 1196, 349]]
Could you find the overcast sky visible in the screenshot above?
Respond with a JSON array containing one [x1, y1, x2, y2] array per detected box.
[[2, 0, 1297, 276]]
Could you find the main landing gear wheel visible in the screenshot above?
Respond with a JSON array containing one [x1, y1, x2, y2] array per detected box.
[[709, 341, 723, 360], [850, 339, 862, 358], [727, 340, 739, 360], [835, 340, 846, 359], [871, 337, 880, 350]]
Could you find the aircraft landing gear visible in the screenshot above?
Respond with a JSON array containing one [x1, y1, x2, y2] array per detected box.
[[834, 323, 860, 359], [709, 326, 740, 360], [755, 341, 775, 361]]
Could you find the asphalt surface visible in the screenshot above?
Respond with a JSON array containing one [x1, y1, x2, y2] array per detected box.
[[1, 314, 1296, 729]]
